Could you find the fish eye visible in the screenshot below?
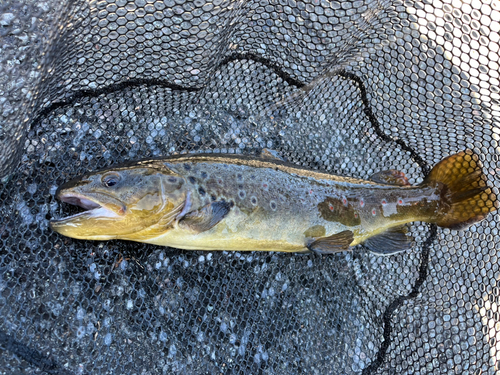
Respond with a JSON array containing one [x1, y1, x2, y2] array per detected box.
[[102, 173, 121, 187]]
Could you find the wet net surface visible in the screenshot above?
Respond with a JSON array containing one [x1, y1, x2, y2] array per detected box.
[[1, 0, 499, 374]]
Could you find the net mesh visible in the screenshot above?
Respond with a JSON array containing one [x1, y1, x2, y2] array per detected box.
[[1, 0, 499, 374]]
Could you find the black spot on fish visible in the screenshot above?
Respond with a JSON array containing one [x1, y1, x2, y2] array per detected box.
[[168, 176, 177, 183], [239, 190, 246, 199], [184, 163, 191, 171], [318, 197, 360, 226], [201, 171, 208, 179], [237, 173, 243, 181], [230, 201, 235, 208], [251, 196, 257, 205], [188, 176, 196, 184], [211, 194, 217, 201], [270, 201, 277, 211], [238, 184, 244, 189], [198, 187, 206, 196]]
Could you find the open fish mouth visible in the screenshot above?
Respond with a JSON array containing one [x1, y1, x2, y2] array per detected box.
[[51, 192, 120, 223], [60, 194, 101, 210]]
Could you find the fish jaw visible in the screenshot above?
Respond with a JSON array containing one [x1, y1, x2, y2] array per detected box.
[[50, 190, 127, 240]]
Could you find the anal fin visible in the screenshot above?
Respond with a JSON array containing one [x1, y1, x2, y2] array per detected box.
[[307, 230, 354, 255], [179, 201, 232, 233], [363, 225, 413, 255]]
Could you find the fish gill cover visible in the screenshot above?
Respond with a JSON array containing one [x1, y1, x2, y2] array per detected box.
[[0, 0, 499, 374]]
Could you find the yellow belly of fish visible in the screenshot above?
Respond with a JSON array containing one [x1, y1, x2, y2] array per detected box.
[[140, 209, 315, 252], [135, 209, 425, 253], [142, 215, 421, 252], [142, 222, 308, 252], [145, 232, 307, 252]]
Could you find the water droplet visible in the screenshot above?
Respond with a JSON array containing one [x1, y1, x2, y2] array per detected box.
[[76, 326, 86, 339], [104, 333, 112, 346], [159, 331, 168, 342], [27, 183, 37, 194]]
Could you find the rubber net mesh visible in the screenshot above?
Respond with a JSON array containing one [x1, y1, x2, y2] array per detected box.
[[1, 0, 500, 374]]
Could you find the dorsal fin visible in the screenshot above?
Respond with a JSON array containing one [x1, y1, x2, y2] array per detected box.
[[260, 148, 285, 161], [370, 170, 410, 186]]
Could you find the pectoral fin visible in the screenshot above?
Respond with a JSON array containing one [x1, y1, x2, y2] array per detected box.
[[363, 226, 413, 255], [370, 170, 410, 186], [307, 230, 354, 255], [179, 201, 232, 233]]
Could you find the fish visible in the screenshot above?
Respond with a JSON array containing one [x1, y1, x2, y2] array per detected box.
[[49, 150, 498, 255]]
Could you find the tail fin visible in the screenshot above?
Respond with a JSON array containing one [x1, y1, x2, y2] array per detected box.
[[424, 150, 498, 230]]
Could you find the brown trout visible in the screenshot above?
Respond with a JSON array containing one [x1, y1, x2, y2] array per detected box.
[[50, 150, 497, 255]]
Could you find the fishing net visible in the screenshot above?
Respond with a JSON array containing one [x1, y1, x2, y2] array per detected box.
[[1, 0, 499, 373]]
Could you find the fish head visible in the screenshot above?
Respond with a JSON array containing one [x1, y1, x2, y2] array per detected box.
[[50, 161, 189, 241]]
